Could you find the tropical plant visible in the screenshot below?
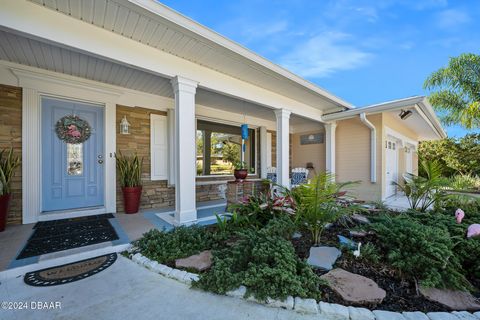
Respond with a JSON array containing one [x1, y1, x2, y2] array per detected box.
[[292, 172, 359, 246], [449, 174, 480, 191], [227, 183, 295, 229], [232, 160, 246, 170], [424, 53, 480, 129], [0, 148, 21, 196], [116, 151, 143, 187], [418, 134, 480, 177], [395, 159, 449, 212]]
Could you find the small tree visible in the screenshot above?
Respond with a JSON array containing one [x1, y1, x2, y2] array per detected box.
[[424, 53, 480, 129]]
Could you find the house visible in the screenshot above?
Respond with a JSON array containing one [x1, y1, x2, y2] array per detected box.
[[0, 0, 446, 229]]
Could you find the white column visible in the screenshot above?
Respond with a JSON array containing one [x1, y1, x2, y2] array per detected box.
[[325, 122, 337, 177], [22, 87, 41, 224], [171, 76, 198, 224], [274, 109, 291, 188], [259, 126, 268, 179], [167, 108, 176, 186]]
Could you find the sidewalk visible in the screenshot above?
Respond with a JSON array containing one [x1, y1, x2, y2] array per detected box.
[[0, 255, 324, 320]]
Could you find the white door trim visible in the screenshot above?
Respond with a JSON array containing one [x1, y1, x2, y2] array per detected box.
[[14, 68, 120, 223]]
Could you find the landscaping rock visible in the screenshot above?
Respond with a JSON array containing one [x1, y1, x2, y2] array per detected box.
[[426, 312, 459, 320], [159, 265, 173, 277], [321, 268, 386, 305], [292, 232, 302, 239], [182, 272, 199, 284], [226, 286, 247, 298], [318, 302, 349, 320], [145, 260, 159, 270], [266, 296, 294, 310], [349, 230, 369, 237], [373, 310, 406, 320], [294, 297, 318, 314], [474, 312, 480, 319], [352, 214, 371, 224], [338, 235, 357, 249], [420, 287, 480, 311], [348, 306, 375, 320], [453, 311, 479, 320], [132, 253, 143, 264], [307, 246, 341, 270], [402, 311, 429, 320], [175, 250, 212, 272], [169, 269, 188, 282]]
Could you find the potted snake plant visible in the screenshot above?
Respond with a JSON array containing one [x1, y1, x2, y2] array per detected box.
[[0, 148, 20, 232], [116, 152, 143, 214]]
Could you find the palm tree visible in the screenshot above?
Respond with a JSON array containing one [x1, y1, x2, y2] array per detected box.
[[424, 53, 480, 129]]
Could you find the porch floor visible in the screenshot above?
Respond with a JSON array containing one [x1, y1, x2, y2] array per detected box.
[[0, 200, 226, 274]]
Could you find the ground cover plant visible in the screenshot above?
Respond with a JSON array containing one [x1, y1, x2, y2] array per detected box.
[[133, 170, 480, 312]]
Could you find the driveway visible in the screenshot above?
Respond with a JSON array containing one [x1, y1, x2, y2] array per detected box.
[[0, 255, 325, 320]]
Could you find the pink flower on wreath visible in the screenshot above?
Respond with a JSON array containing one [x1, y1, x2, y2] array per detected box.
[[467, 224, 480, 238], [455, 208, 465, 224], [67, 124, 81, 138]]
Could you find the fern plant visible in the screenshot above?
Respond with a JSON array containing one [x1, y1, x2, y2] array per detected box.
[[116, 151, 143, 187], [0, 148, 21, 196]]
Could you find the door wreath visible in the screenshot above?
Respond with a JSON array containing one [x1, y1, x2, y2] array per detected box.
[[55, 115, 92, 144]]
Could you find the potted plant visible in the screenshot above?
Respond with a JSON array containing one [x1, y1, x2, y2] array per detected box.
[[0, 148, 20, 232], [233, 160, 248, 181], [116, 152, 143, 214]]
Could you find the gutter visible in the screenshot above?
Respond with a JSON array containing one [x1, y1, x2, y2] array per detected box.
[[359, 113, 377, 183]]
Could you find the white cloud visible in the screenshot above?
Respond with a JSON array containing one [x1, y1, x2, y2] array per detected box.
[[436, 8, 471, 29], [279, 32, 373, 78]]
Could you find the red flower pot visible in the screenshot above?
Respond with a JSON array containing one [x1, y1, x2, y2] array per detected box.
[[122, 186, 142, 214], [0, 193, 11, 232], [234, 169, 248, 182]]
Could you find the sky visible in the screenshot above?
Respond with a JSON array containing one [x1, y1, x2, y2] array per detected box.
[[160, 0, 480, 137]]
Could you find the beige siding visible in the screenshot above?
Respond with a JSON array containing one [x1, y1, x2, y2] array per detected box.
[[291, 130, 325, 178], [336, 114, 383, 201]]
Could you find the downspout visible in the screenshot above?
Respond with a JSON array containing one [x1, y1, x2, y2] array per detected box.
[[359, 113, 377, 183]]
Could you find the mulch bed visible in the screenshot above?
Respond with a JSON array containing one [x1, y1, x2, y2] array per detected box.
[[291, 223, 447, 312]]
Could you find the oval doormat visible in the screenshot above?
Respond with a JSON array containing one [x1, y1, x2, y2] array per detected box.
[[24, 253, 117, 287]]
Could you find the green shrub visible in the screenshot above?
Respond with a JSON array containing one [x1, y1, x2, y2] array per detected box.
[[371, 215, 471, 291], [194, 224, 320, 300], [135, 226, 220, 264], [449, 174, 480, 191], [409, 211, 480, 280]]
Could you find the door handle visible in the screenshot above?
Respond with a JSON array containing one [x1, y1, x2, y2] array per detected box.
[[98, 159, 104, 164]]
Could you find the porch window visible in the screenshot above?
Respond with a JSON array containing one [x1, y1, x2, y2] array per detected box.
[[196, 120, 256, 176]]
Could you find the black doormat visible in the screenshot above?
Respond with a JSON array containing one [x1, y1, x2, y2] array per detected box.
[[24, 253, 117, 287], [17, 214, 119, 259]]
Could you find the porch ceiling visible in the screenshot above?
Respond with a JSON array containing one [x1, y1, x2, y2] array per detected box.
[[25, 0, 351, 112], [0, 29, 174, 97]]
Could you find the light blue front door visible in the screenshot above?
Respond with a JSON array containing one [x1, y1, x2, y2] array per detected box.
[[42, 97, 104, 212]]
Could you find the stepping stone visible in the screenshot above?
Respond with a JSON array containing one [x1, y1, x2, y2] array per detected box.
[[321, 268, 386, 306], [420, 287, 480, 311], [175, 250, 212, 272], [352, 214, 371, 224], [307, 246, 341, 271], [349, 230, 368, 237]]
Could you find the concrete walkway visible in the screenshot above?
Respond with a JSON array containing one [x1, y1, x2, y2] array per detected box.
[[0, 255, 326, 320]]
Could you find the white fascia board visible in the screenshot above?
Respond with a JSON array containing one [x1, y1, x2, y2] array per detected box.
[[322, 96, 425, 122], [417, 100, 447, 139], [0, 0, 326, 122], [129, 0, 353, 110]]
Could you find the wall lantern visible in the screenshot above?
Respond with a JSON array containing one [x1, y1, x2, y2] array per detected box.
[[120, 115, 131, 134]]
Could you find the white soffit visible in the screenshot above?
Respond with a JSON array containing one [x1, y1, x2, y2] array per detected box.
[[26, 0, 352, 111], [0, 29, 174, 97]]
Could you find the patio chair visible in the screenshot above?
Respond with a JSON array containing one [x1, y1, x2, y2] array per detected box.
[[291, 167, 309, 188], [266, 167, 277, 183]]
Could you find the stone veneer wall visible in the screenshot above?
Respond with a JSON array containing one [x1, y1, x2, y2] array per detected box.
[[0, 85, 22, 225], [116, 105, 224, 213]]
